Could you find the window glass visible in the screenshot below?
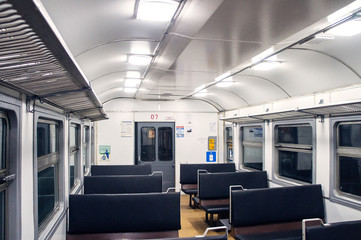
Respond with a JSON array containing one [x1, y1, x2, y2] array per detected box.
[[338, 124, 361, 148], [241, 126, 263, 170], [0, 190, 4, 240], [37, 166, 56, 226], [70, 125, 78, 147], [277, 126, 312, 145], [275, 124, 313, 183], [243, 127, 263, 142], [339, 156, 361, 197], [69, 153, 77, 189], [243, 146, 263, 170], [278, 150, 312, 183], [69, 124, 79, 191], [37, 123, 59, 157], [158, 127, 173, 161], [141, 127, 155, 161], [37, 120, 60, 230], [0, 118, 6, 170], [83, 126, 90, 173], [225, 127, 233, 162]]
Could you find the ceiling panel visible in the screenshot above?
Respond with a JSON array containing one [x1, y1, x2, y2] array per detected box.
[[37, 0, 360, 112]]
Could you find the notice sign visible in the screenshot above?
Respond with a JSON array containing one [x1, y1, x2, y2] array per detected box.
[[206, 151, 217, 162], [176, 126, 184, 138], [208, 136, 217, 150], [99, 145, 111, 161], [121, 121, 132, 137]]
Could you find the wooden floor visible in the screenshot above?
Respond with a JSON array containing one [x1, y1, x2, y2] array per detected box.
[[179, 195, 234, 239]]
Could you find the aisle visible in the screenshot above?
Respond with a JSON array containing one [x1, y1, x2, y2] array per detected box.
[[178, 195, 233, 239]]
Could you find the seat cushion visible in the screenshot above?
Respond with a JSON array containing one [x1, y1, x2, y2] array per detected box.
[[201, 205, 229, 214]]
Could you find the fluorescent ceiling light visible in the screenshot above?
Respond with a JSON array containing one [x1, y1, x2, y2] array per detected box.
[[327, 19, 361, 36], [215, 71, 231, 82], [128, 55, 152, 65], [194, 91, 208, 97], [137, 0, 179, 21], [125, 78, 141, 88], [126, 71, 141, 78], [252, 61, 280, 71], [124, 88, 138, 93], [251, 47, 275, 63]]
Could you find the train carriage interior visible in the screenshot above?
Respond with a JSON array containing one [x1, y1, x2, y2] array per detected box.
[[1, 0, 361, 239]]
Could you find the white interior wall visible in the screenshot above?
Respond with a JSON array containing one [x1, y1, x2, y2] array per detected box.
[[229, 85, 361, 223], [96, 99, 220, 191]]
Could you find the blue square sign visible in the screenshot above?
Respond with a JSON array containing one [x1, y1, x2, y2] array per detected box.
[[206, 151, 217, 162]]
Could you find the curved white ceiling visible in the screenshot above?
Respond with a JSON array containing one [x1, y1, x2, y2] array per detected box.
[[39, 0, 359, 111]]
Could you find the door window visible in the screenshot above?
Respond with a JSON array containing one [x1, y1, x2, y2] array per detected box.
[[141, 127, 156, 161], [158, 127, 173, 161]]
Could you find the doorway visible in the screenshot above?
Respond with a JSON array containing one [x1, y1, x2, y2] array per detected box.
[[135, 122, 175, 191]]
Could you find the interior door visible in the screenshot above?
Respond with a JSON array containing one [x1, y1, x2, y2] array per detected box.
[[136, 122, 175, 191]]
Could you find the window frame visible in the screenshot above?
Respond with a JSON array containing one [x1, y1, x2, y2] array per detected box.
[[69, 120, 82, 193], [239, 123, 265, 171], [0, 112, 9, 240], [330, 116, 361, 210], [272, 119, 316, 186], [34, 107, 65, 240], [0, 93, 21, 240]]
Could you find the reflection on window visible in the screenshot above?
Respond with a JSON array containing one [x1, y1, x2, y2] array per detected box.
[[158, 127, 173, 161], [0, 190, 4, 240], [37, 123, 59, 157], [69, 124, 79, 191], [276, 124, 313, 183], [278, 150, 312, 183], [337, 122, 361, 198], [37, 120, 60, 230], [141, 127, 155, 161], [241, 126, 263, 170], [37, 166, 56, 226]]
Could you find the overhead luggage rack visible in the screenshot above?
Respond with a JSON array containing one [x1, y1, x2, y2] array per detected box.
[[221, 101, 361, 123], [0, 0, 107, 121]]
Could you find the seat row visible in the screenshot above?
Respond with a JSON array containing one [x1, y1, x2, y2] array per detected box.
[[67, 164, 227, 240], [180, 163, 361, 240]]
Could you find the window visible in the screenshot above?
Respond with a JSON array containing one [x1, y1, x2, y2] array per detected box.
[[0, 114, 8, 240], [240, 126, 263, 170], [83, 126, 90, 174], [275, 124, 313, 183], [336, 122, 361, 198], [141, 127, 156, 161], [69, 124, 80, 191], [225, 127, 233, 162], [37, 120, 60, 229]]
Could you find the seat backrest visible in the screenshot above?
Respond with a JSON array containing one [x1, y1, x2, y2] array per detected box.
[[68, 192, 181, 234], [91, 164, 152, 176], [231, 184, 324, 227], [198, 171, 268, 199], [180, 163, 235, 184], [306, 220, 361, 240], [84, 175, 162, 194]]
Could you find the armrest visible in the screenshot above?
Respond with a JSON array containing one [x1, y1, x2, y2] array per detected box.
[[302, 218, 325, 240], [196, 226, 228, 238]]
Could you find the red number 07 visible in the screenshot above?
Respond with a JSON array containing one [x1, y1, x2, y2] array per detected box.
[[151, 114, 158, 120]]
